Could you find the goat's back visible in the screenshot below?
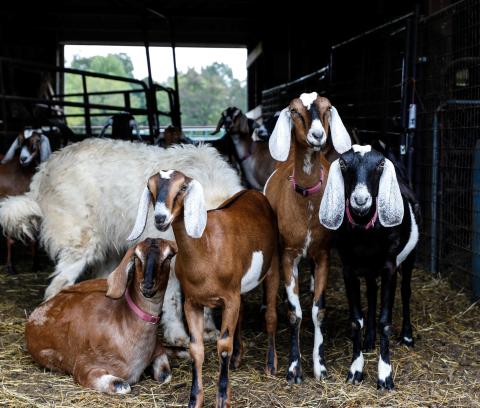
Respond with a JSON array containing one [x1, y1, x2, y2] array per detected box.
[[25, 138, 242, 259]]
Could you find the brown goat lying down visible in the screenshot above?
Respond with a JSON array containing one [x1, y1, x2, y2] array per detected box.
[[25, 238, 177, 394]]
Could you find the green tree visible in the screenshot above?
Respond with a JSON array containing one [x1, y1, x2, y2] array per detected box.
[[157, 62, 246, 126], [64, 54, 145, 129]]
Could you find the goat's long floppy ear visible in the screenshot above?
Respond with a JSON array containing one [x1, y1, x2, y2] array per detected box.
[[106, 246, 136, 299], [319, 159, 345, 230], [127, 186, 152, 241], [39, 135, 52, 162], [269, 107, 291, 161], [238, 114, 250, 135], [329, 106, 352, 154], [211, 115, 225, 135], [377, 158, 404, 227], [184, 179, 207, 238]]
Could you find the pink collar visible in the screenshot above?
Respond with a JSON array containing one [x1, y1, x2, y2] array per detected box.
[[125, 289, 160, 324], [345, 199, 378, 230], [289, 167, 324, 197]]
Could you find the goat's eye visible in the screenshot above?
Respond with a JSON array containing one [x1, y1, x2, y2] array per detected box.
[[180, 184, 188, 192], [377, 160, 385, 171], [339, 159, 347, 171]]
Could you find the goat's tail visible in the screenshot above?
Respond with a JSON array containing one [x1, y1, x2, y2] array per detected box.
[[0, 194, 42, 242]]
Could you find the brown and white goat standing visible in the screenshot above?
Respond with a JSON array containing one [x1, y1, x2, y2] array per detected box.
[[264, 92, 352, 383], [25, 238, 176, 394], [128, 170, 279, 408]]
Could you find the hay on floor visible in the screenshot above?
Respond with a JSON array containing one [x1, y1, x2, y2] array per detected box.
[[0, 260, 479, 407]]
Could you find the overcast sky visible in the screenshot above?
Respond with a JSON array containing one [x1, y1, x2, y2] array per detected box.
[[64, 45, 247, 83]]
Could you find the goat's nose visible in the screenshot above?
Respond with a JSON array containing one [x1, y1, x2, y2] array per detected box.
[[311, 130, 324, 140], [354, 195, 368, 206], [20, 156, 27, 162], [155, 214, 166, 224]]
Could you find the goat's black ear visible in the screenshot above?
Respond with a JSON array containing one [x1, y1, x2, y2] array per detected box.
[[319, 159, 345, 230], [211, 115, 225, 135], [106, 246, 136, 299], [377, 159, 404, 227]]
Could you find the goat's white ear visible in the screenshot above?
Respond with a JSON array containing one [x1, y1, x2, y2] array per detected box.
[[319, 159, 345, 230], [329, 106, 352, 154], [39, 135, 52, 162], [127, 186, 151, 241], [106, 246, 136, 299], [377, 159, 404, 227], [184, 179, 207, 238], [269, 107, 291, 161]]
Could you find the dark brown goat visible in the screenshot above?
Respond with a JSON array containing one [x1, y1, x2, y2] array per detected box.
[[212, 107, 275, 190], [25, 238, 177, 394], [0, 130, 50, 273]]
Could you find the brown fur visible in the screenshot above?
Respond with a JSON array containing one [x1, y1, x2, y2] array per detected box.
[[146, 171, 279, 407], [25, 238, 177, 394], [264, 95, 335, 383]]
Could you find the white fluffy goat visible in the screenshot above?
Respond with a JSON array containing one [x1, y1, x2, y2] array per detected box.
[[0, 138, 243, 346]]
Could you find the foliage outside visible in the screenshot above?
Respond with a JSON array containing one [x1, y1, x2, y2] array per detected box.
[[64, 53, 246, 133]]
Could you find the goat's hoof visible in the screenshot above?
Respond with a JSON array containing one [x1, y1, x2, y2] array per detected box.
[[113, 380, 131, 394], [398, 335, 414, 347], [286, 368, 303, 384], [264, 363, 277, 376], [230, 354, 242, 370], [4, 265, 17, 275], [157, 369, 172, 385], [314, 369, 328, 380], [347, 370, 364, 385], [377, 376, 394, 391]]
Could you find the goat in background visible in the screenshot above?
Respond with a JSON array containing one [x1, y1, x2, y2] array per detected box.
[[211, 107, 275, 190], [319, 144, 420, 390], [0, 129, 51, 274]]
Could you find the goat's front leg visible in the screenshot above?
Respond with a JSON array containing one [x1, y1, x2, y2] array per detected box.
[[73, 364, 130, 394], [399, 253, 414, 347], [363, 274, 377, 351], [282, 251, 303, 384], [216, 296, 240, 408], [312, 250, 329, 380], [343, 265, 364, 385], [184, 299, 205, 408], [377, 260, 397, 390], [150, 340, 172, 384], [5, 236, 16, 275], [263, 254, 279, 376]]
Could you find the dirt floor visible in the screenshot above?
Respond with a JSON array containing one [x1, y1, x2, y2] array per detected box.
[[0, 259, 479, 407]]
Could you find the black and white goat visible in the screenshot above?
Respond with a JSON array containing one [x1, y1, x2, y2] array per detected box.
[[319, 144, 420, 390]]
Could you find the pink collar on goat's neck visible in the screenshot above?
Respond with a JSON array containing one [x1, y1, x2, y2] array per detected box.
[[345, 199, 378, 230], [125, 289, 160, 324], [289, 167, 324, 197]]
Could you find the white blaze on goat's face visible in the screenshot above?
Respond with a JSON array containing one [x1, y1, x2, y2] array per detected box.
[[19, 145, 34, 165], [159, 170, 174, 179], [350, 182, 373, 215], [352, 144, 371, 156], [300, 92, 318, 110]]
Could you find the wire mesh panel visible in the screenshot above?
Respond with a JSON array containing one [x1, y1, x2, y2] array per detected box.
[[415, 0, 480, 297]]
